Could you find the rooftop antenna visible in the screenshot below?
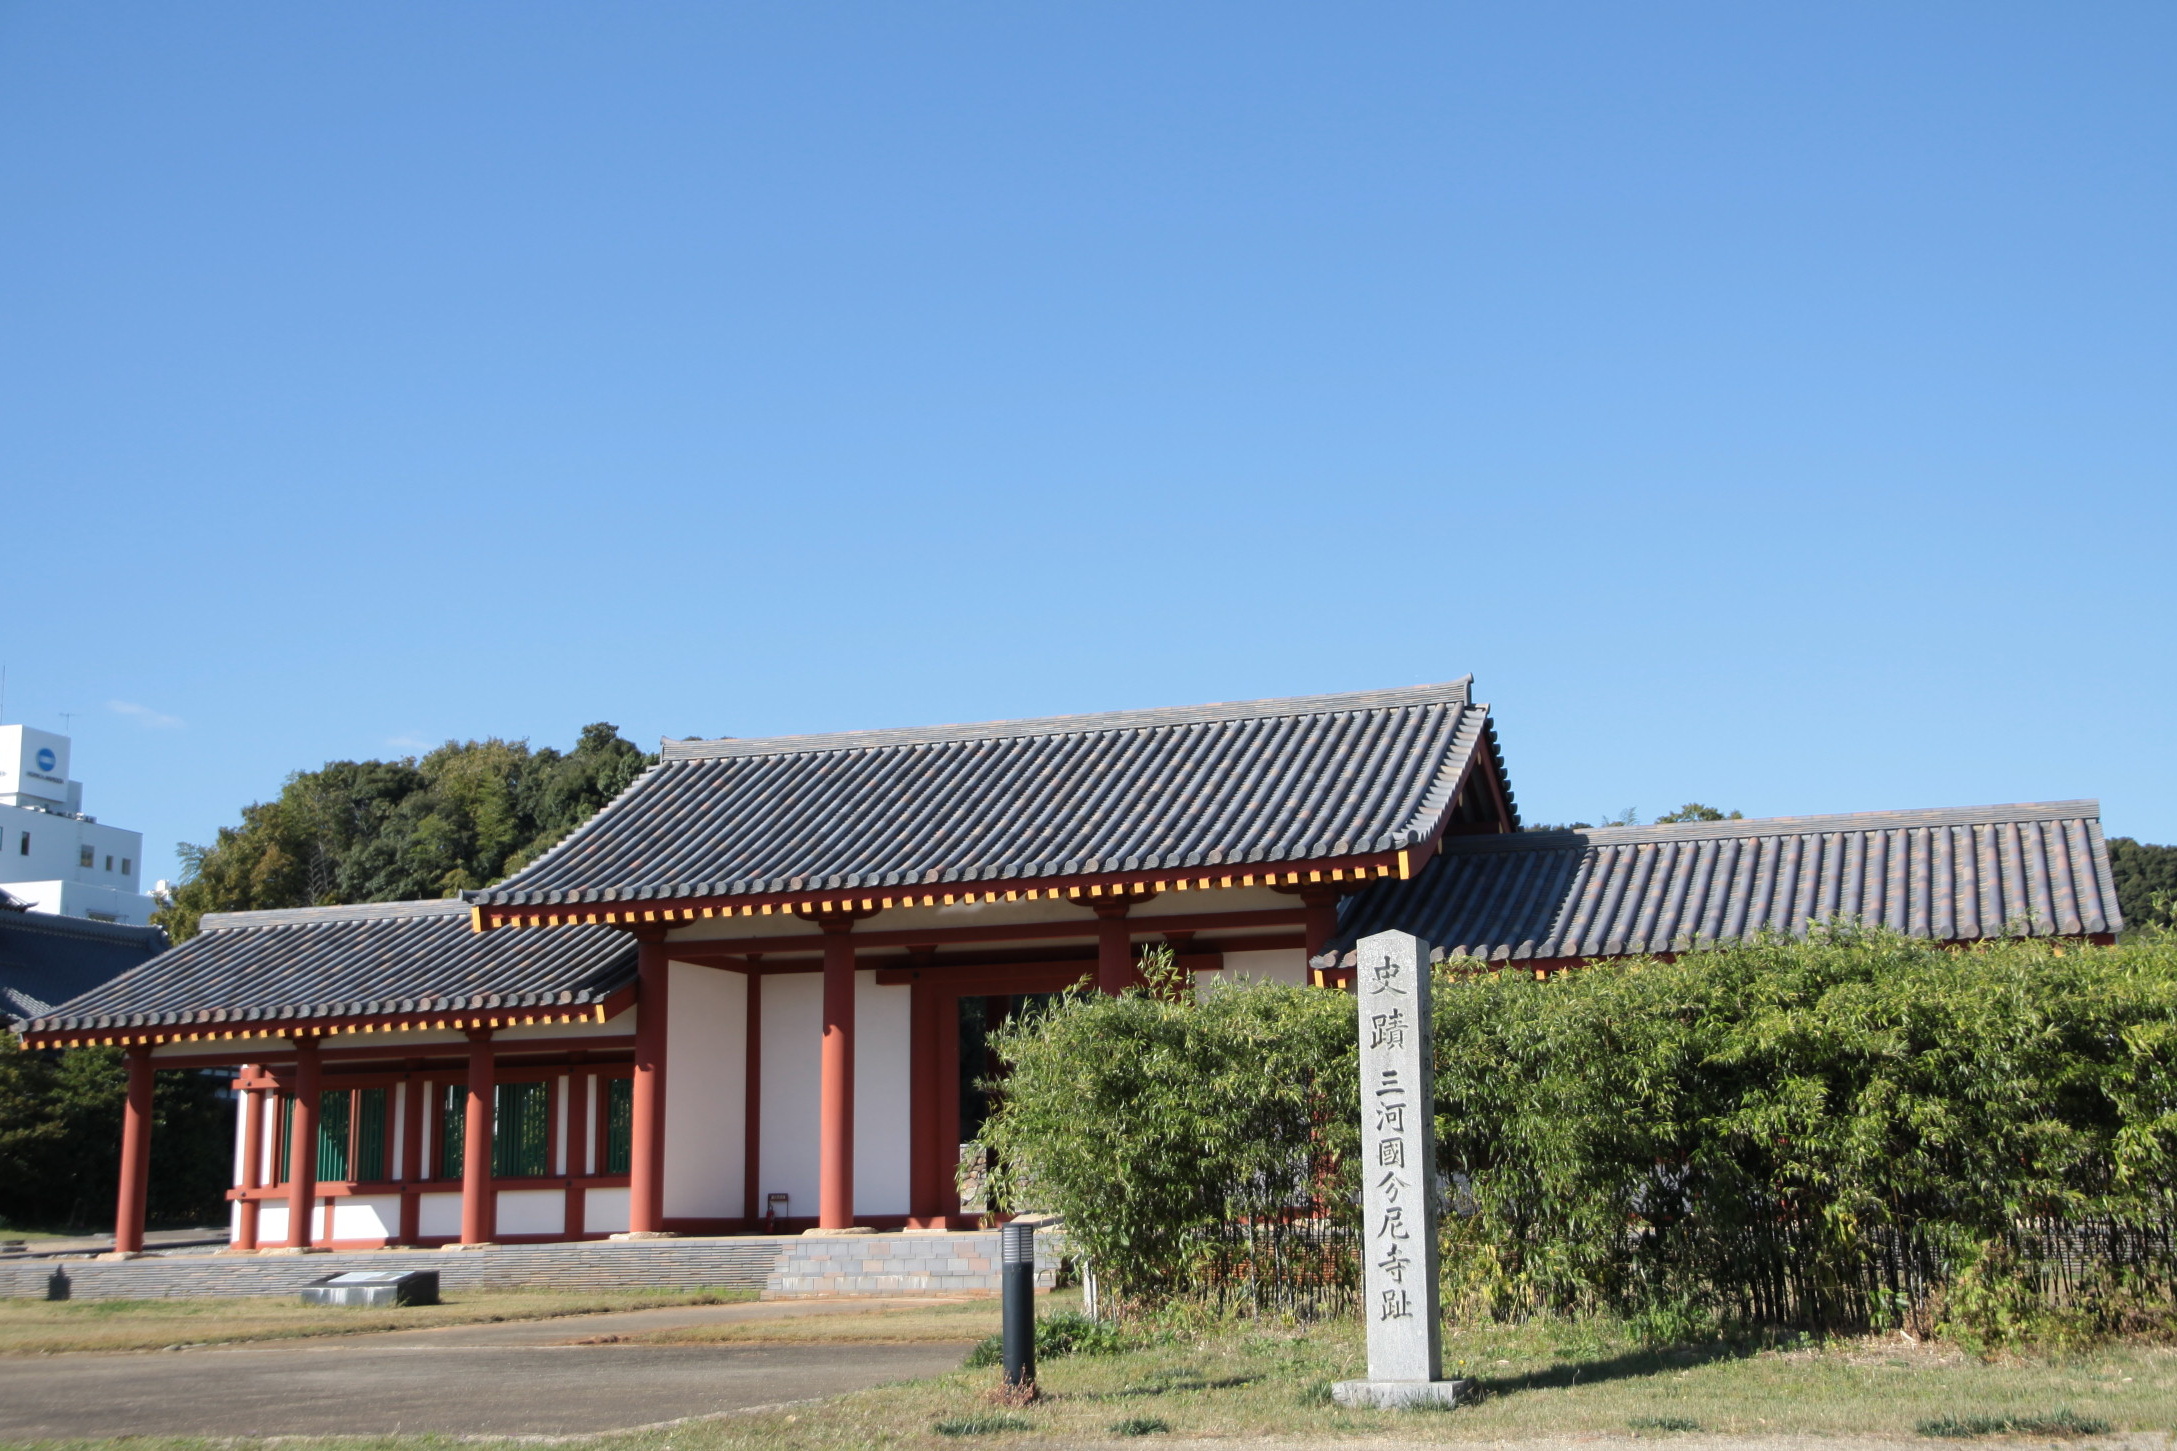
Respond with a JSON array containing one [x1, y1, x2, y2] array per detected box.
[[59, 711, 74, 735]]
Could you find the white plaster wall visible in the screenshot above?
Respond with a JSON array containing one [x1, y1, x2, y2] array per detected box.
[[497, 1189, 565, 1235], [259, 1205, 290, 1243], [1197, 948, 1310, 995], [416, 1192, 463, 1239], [585, 1187, 630, 1234], [855, 971, 911, 1216], [758, 972, 822, 1221], [665, 962, 746, 1219], [230, 1093, 248, 1242], [330, 1197, 399, 1241]]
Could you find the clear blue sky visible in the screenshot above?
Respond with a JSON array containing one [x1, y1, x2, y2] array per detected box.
[[3, 2, 2171, 887]]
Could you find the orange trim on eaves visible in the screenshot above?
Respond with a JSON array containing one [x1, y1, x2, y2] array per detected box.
[[469, 857, 1407, 932]]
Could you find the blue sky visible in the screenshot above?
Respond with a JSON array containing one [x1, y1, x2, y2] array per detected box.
[[2, 2, 2171, 886]]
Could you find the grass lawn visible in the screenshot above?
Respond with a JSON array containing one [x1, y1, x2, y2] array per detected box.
[[0, 1286, 757, 1354], [0, 1292, 2170, 1447], [599, 1296, 2177, 1448]]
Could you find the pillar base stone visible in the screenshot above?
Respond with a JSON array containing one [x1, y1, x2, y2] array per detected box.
[[803, 1225, 877, 1236], [440, 1241, 497, 1250], [259, 1246, 330, 1255], [98, 1250, 149, 1261], [608, 1230, 679, 1241], [1331, 1379, 1470, 1410]]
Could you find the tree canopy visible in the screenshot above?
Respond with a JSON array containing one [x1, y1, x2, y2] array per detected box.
[[2109, 836, 2177, 933], [154, 723, 654, 940]]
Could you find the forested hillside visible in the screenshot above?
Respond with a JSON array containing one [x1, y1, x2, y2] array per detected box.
[[2109, 836, 2177, 933], [154, 723, 654, 940]]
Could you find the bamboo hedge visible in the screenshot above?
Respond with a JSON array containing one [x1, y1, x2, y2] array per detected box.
[[980, 929, 2177, 1338]]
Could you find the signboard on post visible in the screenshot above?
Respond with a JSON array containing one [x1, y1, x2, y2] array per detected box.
[[1333, 929, 1469, 1410]]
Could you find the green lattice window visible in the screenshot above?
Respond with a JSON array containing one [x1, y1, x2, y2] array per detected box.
[[352, 1088, 387, 1182], [438, 1083, 467, 1181], [493, 1081, 550, 1178], [436, 1081, 552, 1180], [272, 1087, 387, 1184], [315, 1089, 350, 1180], [603, 1077, 632, 1174]]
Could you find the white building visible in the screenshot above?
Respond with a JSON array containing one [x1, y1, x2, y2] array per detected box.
[[0, 725, 159, 926]]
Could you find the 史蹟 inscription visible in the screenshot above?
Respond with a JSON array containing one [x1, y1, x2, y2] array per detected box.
[[1333, 929, 1468, 1411]]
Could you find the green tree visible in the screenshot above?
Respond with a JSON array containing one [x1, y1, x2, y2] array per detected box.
[[1654, 803, 1743, 823], [2108, 837, 2177, 933], [0, 1032, 233, 1232], [155, 723, 652, 939]]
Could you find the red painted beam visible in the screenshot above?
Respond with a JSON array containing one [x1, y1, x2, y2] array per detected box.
[[476, 853, 1406, 931], [662, 906, 1310, 960]]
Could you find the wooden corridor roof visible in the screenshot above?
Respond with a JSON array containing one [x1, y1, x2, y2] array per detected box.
[[467, 679, 1515, 919], [20, 898, 635, 1047], [1317, 800, 2124, 968]]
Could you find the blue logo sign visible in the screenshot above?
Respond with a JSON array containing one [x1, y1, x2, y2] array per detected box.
[[34, 748, 56, 773]]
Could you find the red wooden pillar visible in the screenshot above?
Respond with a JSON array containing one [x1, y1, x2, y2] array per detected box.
[[285, 1037, 321, 1248], [818, 919, 858, 1229], [564, 1065, 591, 1239], [1301, 888, 1345, 987], [461, 1029, 496, 1244], [628, 941, 669, 1233], [741, 965, 762, 1226], [236, 1069, 264, 1251], [397, 1069, 424, 1244], [1094, 901, 1134, 994], [112, 1044, 154, 1254]]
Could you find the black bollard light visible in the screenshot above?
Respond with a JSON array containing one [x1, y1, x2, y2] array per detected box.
[[1000, 1219, 1036, 1391]]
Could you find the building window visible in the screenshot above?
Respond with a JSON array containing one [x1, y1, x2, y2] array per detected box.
[[494, 1082, 550, 1178], [104, 855, 114, 872], [434, 1081, 551, 1180], [274, 1088, 389, 1184], [79, 845, 94, 869], [121, 858, 131, 875], [437, 1084, 466, 1180], [603, 1077, 633, 1174], [16, 833, 25, 855]]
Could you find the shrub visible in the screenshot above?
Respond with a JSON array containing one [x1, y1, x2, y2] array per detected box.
[[976, 957, 1358, 1308], [964, 1310, 1132, 1367]]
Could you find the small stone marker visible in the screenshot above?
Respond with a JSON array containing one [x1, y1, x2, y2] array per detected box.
[[299, 1269, 440, 1308], [1333, 930, 1469, 1410]]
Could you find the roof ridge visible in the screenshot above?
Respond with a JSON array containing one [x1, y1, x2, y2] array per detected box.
[[658, 679, 1476, 762], [199, 897, 472, 931], [0, 912, 167, 943], [1437, 800, 2103, 855]]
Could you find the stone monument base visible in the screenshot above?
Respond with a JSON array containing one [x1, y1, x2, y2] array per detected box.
[[1332, 1379, 1470, 1410]]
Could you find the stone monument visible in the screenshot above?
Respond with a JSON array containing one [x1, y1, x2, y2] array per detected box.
[[1332, 929, 1469, 1410]]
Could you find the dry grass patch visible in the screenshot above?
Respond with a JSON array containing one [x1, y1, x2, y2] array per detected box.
[[576, 1315, 2177, 1451], [0, 1286, 756, 1355]]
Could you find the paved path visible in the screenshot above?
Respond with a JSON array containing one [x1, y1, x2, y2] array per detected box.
[[0, 1299, 979, 1439]]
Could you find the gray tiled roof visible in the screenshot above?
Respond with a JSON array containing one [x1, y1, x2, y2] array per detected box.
[[1, 911, 167, 1027], [23, 898, 635, 1035], [471, 680, 1510, 907], [1322, 801, 2122, 965]]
